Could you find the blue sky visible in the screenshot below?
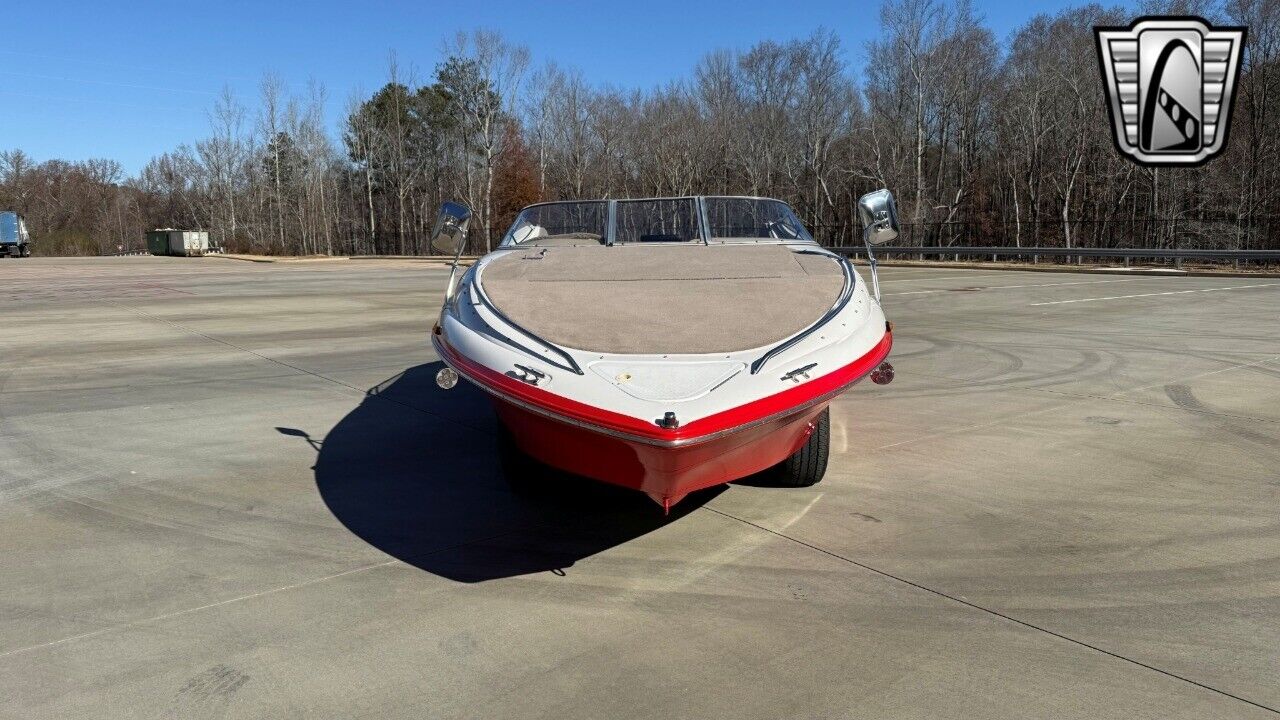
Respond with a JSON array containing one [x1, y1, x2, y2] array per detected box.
[[2, 0, 1120, 176]]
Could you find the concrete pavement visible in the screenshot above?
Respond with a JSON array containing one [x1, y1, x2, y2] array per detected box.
[[1, 256, 1277, 718]]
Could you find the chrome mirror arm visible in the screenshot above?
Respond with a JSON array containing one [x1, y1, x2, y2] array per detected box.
[[862, 226, 882, 302], [443, 231, 466, 302]]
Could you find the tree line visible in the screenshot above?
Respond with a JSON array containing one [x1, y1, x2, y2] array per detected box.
[[2, 1, 1278, 257]]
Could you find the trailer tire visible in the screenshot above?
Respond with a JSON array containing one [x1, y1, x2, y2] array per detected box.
[[771, 407, 830, 487]]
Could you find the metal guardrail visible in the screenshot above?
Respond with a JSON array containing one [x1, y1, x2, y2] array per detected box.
[[831, 246, 1280, 261]]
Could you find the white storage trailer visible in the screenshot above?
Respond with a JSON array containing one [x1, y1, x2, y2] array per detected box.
[[168, 230, 209, 256]]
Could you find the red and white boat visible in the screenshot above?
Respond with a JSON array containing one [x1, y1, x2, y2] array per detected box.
[[429, 193, 900, 510]]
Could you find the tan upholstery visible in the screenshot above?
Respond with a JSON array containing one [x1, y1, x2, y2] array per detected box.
[[518, 234, 604, 247], [479, 244, 845, 354]]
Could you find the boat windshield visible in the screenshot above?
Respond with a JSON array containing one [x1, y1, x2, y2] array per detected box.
[[615, 199, 700, 243], [502, 201, 608, 246], [704, 197, 814, 242], [500, 196, 814, 246]]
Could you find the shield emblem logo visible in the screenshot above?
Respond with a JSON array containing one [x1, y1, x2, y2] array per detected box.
[[1095, 17, 1246, 166]]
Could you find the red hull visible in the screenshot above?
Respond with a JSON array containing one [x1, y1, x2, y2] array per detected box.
[[494, 398, 827, 508], [434, 328, 893, 508]]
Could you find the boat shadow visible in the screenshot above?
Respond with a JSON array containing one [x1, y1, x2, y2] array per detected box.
[[306, 362, 720, 583]]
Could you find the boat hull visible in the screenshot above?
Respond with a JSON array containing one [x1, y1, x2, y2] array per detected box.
[[493, 397, 828, 509], [434, 326, 892, 508]]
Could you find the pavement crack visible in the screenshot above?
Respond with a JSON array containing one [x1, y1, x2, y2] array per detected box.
[[703, 506, 1280, 716], [0, 527, 533, 661], [101, 298, 487, 432], [101, 299, 370, 395]]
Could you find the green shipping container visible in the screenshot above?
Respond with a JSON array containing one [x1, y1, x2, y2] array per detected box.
[[147, 230, 172, 255]]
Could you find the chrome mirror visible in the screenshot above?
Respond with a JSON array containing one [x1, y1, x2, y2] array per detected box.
[[857, 189, 899, 246], [432, 201, 472, 304], [856, 189, 899, 303], [430, 201, 472, 256]]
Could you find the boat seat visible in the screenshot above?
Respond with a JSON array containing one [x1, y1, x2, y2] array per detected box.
[[478, 244, 847, 355], [517, 234, 605, 247]]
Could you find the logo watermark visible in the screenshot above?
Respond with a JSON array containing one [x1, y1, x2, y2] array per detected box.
[[1095, 16, 1246, 166]]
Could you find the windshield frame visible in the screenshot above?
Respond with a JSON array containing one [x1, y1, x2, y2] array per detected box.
[[498, 196, 818, 248]]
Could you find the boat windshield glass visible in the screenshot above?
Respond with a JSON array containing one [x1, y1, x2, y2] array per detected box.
[[614, 199, 699, 243], [704, 197, 814, 241], [502, 201, 607, 246], [500, 197, 814, 246]]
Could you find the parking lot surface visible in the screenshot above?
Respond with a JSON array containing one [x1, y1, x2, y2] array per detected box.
[[1, 256, 1277, 719]]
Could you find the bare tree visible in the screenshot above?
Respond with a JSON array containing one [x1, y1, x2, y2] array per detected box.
[[198, 86, 247, 248], [259, 74, 289, 252], [441, 30, 531, 250], [872, 0, 948, 224]]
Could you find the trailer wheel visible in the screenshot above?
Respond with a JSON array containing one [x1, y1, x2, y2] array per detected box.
[[20, 246, 29, 258], [771, 407, 830, 487]]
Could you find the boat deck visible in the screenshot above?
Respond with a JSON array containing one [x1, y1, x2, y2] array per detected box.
[[478, 243, 847, 354]]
